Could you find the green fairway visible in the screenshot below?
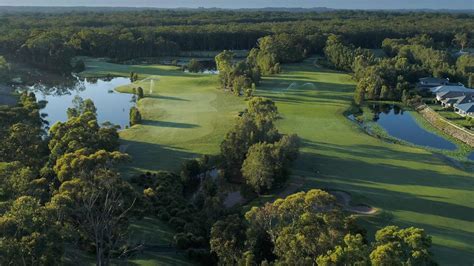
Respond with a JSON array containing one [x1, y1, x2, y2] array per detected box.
[[81, 58, 473, 264], [81, 58, 245, 174], [256, 59, 474, 265]]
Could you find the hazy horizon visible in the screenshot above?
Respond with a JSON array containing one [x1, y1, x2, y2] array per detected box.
[[0, 0, 472, 10]]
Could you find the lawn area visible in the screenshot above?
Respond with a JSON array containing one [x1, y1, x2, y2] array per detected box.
[[256, 58, 474, 265], [428, 103, 473, 130], [81, 58, 245, 174], [81, 57, 474, 264]]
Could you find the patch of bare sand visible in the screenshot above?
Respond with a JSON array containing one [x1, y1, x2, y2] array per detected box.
[[330, 190, 377, 215]]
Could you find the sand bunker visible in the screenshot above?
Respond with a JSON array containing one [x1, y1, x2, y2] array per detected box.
[[285, 82, 299, 91], [302, 83, 316, 89], [330, 190, 377, 215], [283, 82, 316, 92]]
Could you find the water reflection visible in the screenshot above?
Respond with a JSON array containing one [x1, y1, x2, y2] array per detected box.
[[368, 104, 457, 151], [22, 76, 134, 129]]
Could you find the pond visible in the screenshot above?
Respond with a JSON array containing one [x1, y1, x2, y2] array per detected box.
[[24, 76, 134, 129], [368, 104, 457, 151]]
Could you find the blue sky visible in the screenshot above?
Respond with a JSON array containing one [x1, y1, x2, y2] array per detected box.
[[0, 0, 472, 9]]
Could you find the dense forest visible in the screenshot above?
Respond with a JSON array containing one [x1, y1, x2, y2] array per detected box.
[[0, 10, 472, 72]]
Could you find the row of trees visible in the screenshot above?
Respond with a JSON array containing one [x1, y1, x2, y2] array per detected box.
[[215, 50, 260, 96], [215, 33, 314, 96], [210, 189, 435, 265], [0, 10, 471, 73]]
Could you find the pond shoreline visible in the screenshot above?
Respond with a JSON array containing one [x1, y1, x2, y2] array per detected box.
[[23, 76, 135, 129], [415, 104, 474, 148], [347, 103, 473, 163]]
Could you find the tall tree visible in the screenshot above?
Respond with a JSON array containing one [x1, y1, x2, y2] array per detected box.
[[0, 196, 63, 265], [453, 33, 468, 51]]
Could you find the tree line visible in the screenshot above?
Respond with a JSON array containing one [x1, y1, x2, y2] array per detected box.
[[0, 10, 472, 73], [323, 33, 473, 105]]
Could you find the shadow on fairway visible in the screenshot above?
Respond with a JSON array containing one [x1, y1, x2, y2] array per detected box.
[[258, 79, 354, 104], [290, 141, 474, 262], [119, 139, 200, 175], [148, 95, 190, 101], [142, 120, 200, 128]]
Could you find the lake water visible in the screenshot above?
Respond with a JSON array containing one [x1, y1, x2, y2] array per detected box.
[[369, 104, 457, 150], [25, 77, 134, 129]]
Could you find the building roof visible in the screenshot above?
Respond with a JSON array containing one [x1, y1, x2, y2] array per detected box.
[[456, 94, 474, 105], [456, 102, 474, 113], [437, 90, 471, 100], [431, 85, 470, 93]]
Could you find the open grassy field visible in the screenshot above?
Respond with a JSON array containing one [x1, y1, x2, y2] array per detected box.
[[81, 58, 245, 174], [82, 57, 473, 264], [256, 59, 473, 265]]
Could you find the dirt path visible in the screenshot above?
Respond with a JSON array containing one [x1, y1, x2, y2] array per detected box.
[[330, 190, 377, 215]]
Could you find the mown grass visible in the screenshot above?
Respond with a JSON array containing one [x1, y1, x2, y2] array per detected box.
[[82, 57, 474, 265], [256, 58, 474, 265], [81, 58, 245, 175]]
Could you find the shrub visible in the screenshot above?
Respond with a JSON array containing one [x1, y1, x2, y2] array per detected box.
[[129, 107, 142, 126]]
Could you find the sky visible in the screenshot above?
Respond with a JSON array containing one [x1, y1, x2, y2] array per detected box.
[[0, 0, 472, 10]]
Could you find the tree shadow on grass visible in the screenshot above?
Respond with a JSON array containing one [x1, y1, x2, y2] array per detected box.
[[147, 95, 190, 101], [257, 79, 354, 105], [142, 120, 200, 129], [297, 152, 474, 263], [119, 139, 200, 176], [294, 144, 474, 218], [298, 140, 473, 192]]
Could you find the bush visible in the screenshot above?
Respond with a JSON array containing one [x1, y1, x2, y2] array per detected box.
[[173, 233, 205, 249], [186, 59, 203, 73], [136, 87, 144, 99], [74, 60, 85, 72], [129, 107, 142, 126], [186, 248, 217, 265]]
